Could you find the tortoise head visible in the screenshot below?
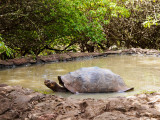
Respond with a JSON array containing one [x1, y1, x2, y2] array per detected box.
[[44, 79, 69, 92], [44, 79, 57, 90]]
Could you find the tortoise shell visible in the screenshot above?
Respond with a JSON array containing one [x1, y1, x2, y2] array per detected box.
[[59, 67, 133, 93]]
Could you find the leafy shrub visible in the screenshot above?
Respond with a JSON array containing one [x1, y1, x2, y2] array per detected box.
[[0, 36, 13, 59], [105, 0, 160, 49]]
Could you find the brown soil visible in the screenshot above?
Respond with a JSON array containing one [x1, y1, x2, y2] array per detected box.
[[0, 84, 160, 120], [1, 48, 160, 69]]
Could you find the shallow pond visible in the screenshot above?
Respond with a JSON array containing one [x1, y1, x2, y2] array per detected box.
[[0, 55, 160, 99]]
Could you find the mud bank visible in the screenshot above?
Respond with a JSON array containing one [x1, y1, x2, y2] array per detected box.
[[0, 84, 160, 120], [0, 48, 160, 69]]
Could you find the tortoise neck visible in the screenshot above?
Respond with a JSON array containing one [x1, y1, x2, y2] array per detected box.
[[55, 83, 68, 92]]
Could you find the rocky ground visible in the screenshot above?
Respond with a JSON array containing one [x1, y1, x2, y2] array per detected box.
[[1, 48, 160, 69], [0, 84, 160, 120]]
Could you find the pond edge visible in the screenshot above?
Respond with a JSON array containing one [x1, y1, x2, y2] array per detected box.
[[0, 48, 160, 70]]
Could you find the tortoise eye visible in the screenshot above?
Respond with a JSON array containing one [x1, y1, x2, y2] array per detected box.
[[50, 83, 55, 87]]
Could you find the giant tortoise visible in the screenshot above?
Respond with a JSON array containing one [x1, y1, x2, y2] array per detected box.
[[44, 67, 134, 93]]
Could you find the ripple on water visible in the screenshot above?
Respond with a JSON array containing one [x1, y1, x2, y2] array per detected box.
[[55, 69, 66, 72]]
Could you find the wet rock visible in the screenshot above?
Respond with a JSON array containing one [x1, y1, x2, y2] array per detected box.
[[0, 60, 13, 66], [93, 111, 135, 120], [0, 84, 8, 87], [0, 85, 15, 93], [12, 58, 29, 66], [57, 53, 72, 61], [79, 101, 88, 113], [0, 97, 11, 115], [0, 85, 160, 120], [37, 54, 59, 62]]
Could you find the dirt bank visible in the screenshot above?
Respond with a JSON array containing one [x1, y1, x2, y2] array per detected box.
[[0, 48, 160, 69], [0, 84, 160, 120]]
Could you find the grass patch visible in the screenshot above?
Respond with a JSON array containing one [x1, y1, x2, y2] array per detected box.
[[138, 90, 157, 94], [34, 89, 54, 95]]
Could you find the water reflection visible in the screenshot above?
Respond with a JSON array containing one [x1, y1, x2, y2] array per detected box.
[[0, 55, 160, 99]]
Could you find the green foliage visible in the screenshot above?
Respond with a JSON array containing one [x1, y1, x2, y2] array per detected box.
[[0, 0, 54, 56], [47, 0, 130, 52], [105, 0, 160, 49], [141, 0, 160, 28], [3, 0, 160, 57], [0, 0, 130, 56], [143, 16, 160, 28], [0, 36, 13, 58]]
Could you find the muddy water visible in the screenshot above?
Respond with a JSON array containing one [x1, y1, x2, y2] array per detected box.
[[0, 55, 160, 99]]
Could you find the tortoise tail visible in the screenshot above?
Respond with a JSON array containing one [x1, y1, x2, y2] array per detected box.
[[124, 87, 134, 92]]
